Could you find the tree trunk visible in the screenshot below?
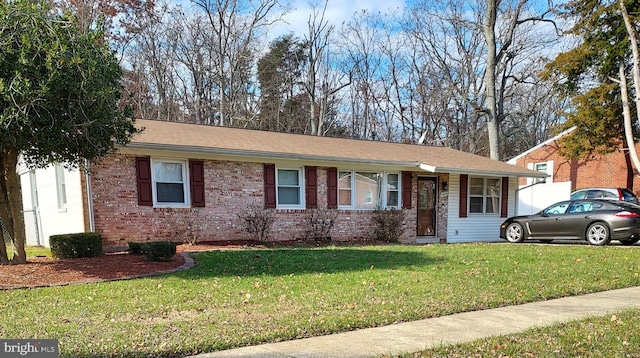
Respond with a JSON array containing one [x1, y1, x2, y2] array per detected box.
[[483, 0, 501, 160], [620, 1, 640, 176], [0, 145, 27, 264], [618, 63, 640, 178], [623, 140, 635, 189]]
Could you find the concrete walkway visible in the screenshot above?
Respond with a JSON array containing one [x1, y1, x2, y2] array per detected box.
[[187, 286, 640, 358]]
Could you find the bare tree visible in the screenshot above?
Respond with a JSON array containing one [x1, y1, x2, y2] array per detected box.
[[190, 0, 282, 127], [339, 10, 386, 139], [404, 1, 490, 154], [303, 0, 350, 136], [402, 0, 559, 157], [481, 0, 557, 159]]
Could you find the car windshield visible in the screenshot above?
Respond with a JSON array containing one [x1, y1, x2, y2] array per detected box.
[[570, 191, 585, 200]]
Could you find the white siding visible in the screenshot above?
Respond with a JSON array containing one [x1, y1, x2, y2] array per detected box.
[[446, 174, 516, 243], [19, 165, 85, 247]]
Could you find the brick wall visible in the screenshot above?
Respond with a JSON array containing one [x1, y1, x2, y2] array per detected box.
[[512, 139, 638, 195], [90, 154, 423, 247]]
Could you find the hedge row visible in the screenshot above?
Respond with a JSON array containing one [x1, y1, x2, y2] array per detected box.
[[50, 233, 103, 259]]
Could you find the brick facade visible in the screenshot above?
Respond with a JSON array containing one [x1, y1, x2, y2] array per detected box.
[[510, 136, 638, 196], [89, 154, 430, 247]]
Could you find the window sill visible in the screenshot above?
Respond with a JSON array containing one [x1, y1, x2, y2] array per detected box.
[[153, 204, 189, 209]]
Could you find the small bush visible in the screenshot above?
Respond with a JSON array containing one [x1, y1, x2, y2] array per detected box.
[[50, 233, 103, 259], [304, 208, 338, 242], [141, 241, 177, 262], [371, 208, 406, 242], [128, 242, 144, 255], [238, 206, 275, 242], [170, 208, 206, 245]]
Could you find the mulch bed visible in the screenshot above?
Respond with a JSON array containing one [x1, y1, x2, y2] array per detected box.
[[0, 241, 254, 290], [0, 239, 383, 290]]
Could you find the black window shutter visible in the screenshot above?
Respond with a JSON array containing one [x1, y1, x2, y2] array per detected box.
[[305, 166, 318, 209], [327, 167, 338, 209], [501, 177, 509, 218], [402, 171, 412, 209], [190, 160, 205, 207], [136, 156, 153, 206], [459, 174, 468, 218], [264, 164, 276, 208]]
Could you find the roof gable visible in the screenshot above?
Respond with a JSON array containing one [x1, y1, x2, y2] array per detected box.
[[506, 127, 576, 165]]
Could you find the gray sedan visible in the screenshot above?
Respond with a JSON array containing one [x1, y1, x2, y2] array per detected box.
[[499, 199, 640, 246]]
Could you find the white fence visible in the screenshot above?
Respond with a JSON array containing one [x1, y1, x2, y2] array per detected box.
[[517, 181, 572, 215]]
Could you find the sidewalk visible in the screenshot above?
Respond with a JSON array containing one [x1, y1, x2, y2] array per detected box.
[[187, 286, 640, 358]]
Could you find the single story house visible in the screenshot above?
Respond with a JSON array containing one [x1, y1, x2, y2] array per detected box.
[[20, 119, 545, 247]]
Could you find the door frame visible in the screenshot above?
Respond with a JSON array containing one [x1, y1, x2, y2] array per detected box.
[[416, 176, 438, 237]]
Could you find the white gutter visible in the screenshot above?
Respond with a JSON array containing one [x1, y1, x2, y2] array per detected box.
[[418, 163, 437, 172], [418, 162, 547, 178]]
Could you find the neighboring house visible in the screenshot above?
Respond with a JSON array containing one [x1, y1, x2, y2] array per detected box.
[[20, 119, 544, 248], [507, 127, 640, 213]]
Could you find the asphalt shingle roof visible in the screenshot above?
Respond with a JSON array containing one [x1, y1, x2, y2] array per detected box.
[[128, 119, 544, 178]]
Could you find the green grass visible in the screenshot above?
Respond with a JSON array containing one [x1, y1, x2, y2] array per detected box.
[[4, 245, 51, 259], [404, 307, 640, 357], [1, 243, 640, 357], [25, 246, 51, 257]]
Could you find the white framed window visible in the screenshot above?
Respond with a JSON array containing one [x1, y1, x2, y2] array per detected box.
[[469, 177, 501, 214], [386, 173, 399, 207], [276, 168, 304, 208], [152, 159, 189, 207], [338, 170, 400, 209], [338, 171, 352, 206], [527, 161, 553, 184], [55, 164, 67, 210]]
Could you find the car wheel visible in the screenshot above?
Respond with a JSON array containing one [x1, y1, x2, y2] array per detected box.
[[619, 238, 640, 246], [586, 222, 611, 246], [505, 222, 525, 243]]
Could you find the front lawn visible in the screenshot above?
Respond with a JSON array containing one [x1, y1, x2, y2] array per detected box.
[[1, 243, 640, 357]]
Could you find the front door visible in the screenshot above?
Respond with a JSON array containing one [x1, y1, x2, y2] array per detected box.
[[417, 178, 437, 236]]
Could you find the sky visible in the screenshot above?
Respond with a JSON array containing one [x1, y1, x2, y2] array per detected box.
[[269, 0, 406, 39]]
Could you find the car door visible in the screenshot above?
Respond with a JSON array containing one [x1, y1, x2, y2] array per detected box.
[[527, 201, 570, 237], [561, 201, 595, 239]]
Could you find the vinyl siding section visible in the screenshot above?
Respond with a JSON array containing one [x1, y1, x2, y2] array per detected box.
[[446, 174, 516, 243], [19, 165, 86, 247]]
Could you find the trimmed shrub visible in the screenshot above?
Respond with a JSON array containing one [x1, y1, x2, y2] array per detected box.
[[128, 242, 144, 255], [141, 241, 177, 262], [50, 233, 103, 259], [371, 208, 406, 242]]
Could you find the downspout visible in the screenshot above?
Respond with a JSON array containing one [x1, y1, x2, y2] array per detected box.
[[84, 160, 95, 232]]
